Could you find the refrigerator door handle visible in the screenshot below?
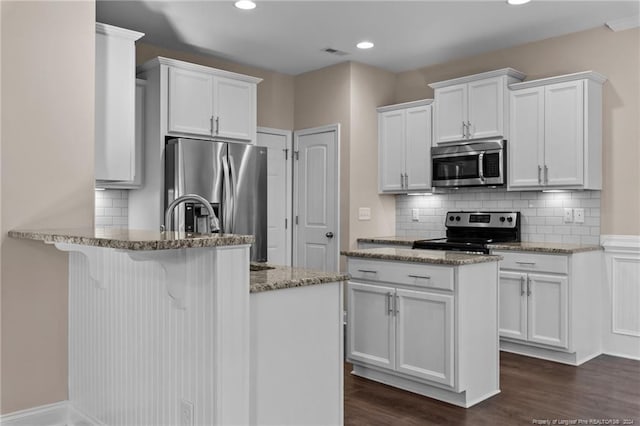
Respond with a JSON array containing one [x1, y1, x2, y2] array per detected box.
[[222, 155, 233, 232], [227, 154, 237, 232]]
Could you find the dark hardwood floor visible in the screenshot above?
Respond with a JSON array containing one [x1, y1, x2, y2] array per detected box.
[[345, 352, 640, 425]]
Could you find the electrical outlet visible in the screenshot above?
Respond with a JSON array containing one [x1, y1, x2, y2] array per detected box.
[[574, 208, 585, 223], [181, 399, 194, 426], [563, 208, 574, 223], [412, 209, 420, 222], [358, 207, 371, 221]]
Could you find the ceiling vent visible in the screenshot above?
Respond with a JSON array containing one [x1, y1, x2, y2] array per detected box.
[[322, 47, 349, 56]]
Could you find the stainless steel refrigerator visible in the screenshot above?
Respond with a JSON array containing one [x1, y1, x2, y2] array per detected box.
[[165, 138, 267, 262]]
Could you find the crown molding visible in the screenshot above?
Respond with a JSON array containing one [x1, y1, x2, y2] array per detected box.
[[509, 70, 608, 90], [96, 22, 144, 41], [428, 68, 526, 89], [137, 56, 263, 84], [377, 98, 433, 113], [606, 15, 640, 32]]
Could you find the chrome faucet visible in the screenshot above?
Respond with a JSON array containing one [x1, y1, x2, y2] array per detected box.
[[163, 194, 220, 234]]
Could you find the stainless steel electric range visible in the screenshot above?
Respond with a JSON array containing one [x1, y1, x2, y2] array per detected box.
[[412, 211, 521, 254]]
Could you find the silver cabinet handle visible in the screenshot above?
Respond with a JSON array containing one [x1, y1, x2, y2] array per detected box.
[[527, 276, 532, 296], [215, 116, 220, 135], [466, 121, 472, 139], [408, 274, 431, 280], [400, 173, 404, 189], [538, 165, 542, 184], [394, 294, 399, 315], [462, 121, 467, 138], [210, 116, 215, 136], [544, 165, 548, 184], [357, 269, 378, 274], [404, 173, 408, 189], [515, 261, 536, 265], [520, 276, 525, 296], [386, 292, 394, 315]]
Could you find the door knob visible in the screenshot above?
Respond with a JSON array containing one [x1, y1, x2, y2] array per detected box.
[[326, 232, 334, 238]]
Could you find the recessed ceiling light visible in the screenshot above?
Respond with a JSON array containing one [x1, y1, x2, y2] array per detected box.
[[235, 0, 256, 10], [507, 0, 531, 4], [356, 41, 374, 49]]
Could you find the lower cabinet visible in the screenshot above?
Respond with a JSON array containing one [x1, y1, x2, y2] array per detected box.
[[347, 282, 454, 387]]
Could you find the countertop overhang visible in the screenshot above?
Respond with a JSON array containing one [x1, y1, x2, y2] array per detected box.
[[8, 228, 254, 250], [249, 264, 349, 293], [342, 247, 502, 265]]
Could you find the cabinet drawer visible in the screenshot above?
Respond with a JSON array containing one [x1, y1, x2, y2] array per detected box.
[[494, 251, 568, 274], [348, 258, 454, 291]]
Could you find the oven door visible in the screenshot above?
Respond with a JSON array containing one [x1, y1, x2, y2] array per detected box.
[[432, 151, 483, 187]]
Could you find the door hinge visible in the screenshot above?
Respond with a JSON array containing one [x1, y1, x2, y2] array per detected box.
[[294, 150, 299, 160], [284, 148, 289, 160]]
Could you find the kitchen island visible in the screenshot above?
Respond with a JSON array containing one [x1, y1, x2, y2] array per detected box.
[[341, 247, 502, 408], [9, 229, 347, 426]]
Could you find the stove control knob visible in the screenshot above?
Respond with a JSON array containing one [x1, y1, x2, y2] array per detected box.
[[455, 216, 461, 222], [507, 217, 513, 223], [500, 216, 506, 222], [449, 216, 454, 222]]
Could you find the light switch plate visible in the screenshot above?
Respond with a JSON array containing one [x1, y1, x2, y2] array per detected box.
[[412, 209, 420, 222], [563, 208, 574, 223], [358, 207, 371, 221], [574, 208, 585, 223]]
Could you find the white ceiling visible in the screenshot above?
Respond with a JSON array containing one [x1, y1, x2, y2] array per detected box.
[[97, 0, 639, 75]]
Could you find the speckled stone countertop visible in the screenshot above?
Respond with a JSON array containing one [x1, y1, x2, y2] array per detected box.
[[488, 242, 602, 254], [249, 263, 349, 293], [342, 248, 501, 265], [8, 228, 254, 250], [357, 236, 419, 246]]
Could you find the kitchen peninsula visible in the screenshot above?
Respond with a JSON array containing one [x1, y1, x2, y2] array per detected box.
[[9, 228, 347, 426]]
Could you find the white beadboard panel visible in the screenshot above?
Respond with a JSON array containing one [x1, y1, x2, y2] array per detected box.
[[95, 189, 129, 231], [67, 244, 250, 425], [396, 190, 600, 243], [601, 235, 640, 360]]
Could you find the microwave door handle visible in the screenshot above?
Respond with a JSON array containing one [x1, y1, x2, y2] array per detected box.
[[478, 152, 485, 182]]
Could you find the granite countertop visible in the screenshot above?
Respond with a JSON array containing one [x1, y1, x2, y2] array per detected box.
[[341, 247, 501, 265], [8, 228, 254, 250], [488, 242, 602, 254], [357, 236, 419, 246], [249, 263, 349, 293]]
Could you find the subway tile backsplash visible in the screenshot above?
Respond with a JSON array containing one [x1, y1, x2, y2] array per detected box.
[[395, 189, 600, 245], [95, 189, 129, 231]]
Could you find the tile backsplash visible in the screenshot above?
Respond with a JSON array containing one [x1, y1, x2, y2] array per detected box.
[[95, 189, 129, 231], [396, 189, 600, 245]]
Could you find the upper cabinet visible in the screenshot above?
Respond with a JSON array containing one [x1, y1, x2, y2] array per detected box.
[[378, 100, 433, 193], [162, 60, 260, 143], [508, 71, 606, 190], [429, 68, 525, 145], [95, 23, 144, 184]]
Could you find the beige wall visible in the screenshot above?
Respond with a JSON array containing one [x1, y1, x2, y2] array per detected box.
[[0, 0, 95, 414], [294, 62, 352, 261], [395, 26, 640, 236], [349, 62, 396, 248], [136, 42, 295, 130]]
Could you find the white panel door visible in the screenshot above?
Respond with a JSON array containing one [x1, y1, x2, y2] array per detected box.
[[347, 282, 395, 370], [527, 273, 569, 348], [168, 67, 214, 136], [395, 289, 454, 387], [499, 271, 528, 341], [544, 80, 584, 187], [214, 76, 256, 142], [404, 104, 432, 191], [434, 83, 467, 144], [294, 125, 339, 272], [509, 87, 545, 188], [378, 109, 405, 192], [257, 128, 292, 266], [468, 76, 503, 140]]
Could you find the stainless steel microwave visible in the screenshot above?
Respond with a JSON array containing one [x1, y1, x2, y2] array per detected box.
[[431, 140, 505, 187]]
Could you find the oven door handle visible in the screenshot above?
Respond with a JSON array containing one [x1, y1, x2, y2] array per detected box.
[[478, 152, 485, 182]]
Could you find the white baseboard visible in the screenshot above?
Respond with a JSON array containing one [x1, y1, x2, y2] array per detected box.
[[0, 401, 103, 426]]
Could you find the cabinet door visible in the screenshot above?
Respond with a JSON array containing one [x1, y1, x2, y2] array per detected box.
[[527, 273, 569, 349], [404, 105, 432, 191], [395, 289, 455, 387], [499, 271, 528, 341], [214, 76, 256, 142], [509, 87, 545, 188], [433, 84, 467, 144], [347, 282, 396, 370], [378, 110, 405, 192], [544, 81, 584, 187], [468, 77, 503, 140], [168, 67, 214, 136]]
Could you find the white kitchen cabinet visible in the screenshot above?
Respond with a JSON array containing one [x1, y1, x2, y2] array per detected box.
[[344, 256, 499, 408], [95, 23, 143, 183], [508, 71, 606, 190], [166, 60, 259, 142], [494, 249, 602, 365], [378, 100, 432, 193], [429, 68, 525, 145]]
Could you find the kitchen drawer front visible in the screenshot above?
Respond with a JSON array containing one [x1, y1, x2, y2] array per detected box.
[[348, 258, 454, 291], [494, 251, 568, 274]]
